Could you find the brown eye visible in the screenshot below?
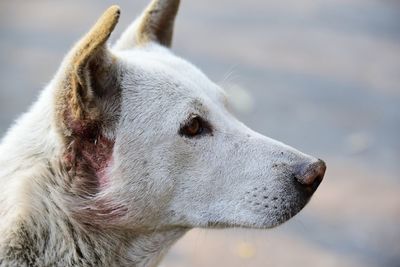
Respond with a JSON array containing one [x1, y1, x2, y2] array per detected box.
[[181, 117, 202, 137], [180, 116, 211, 138]]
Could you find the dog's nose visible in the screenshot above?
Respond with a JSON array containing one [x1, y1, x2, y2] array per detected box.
[[294, 159, 326, 192]]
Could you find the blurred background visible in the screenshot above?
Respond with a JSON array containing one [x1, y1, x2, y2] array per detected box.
[[0, 0, 399, 266]]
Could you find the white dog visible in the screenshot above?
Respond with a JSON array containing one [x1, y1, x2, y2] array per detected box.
[[0, 1, 326, 266]]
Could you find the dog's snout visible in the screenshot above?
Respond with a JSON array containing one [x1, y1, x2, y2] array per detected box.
[[294, 159, 326, 192]]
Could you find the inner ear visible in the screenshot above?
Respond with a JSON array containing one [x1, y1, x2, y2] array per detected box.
[[84, 48, 120, 98], [69, 44, 120, 123], [66, 45, 122, 147]]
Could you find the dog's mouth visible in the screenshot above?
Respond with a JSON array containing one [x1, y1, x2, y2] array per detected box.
[[202, 182, 315, 230]]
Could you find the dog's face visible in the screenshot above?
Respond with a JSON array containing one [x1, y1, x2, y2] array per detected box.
[[112, 46, 324, 229], [56, 1, 326, 231]]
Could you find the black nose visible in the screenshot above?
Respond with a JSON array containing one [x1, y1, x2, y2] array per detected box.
[[294, 159, 326, 192]]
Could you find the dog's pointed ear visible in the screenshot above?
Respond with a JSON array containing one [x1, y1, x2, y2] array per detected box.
[[114, 0, 180, 50], [57, 5, 120, 124]]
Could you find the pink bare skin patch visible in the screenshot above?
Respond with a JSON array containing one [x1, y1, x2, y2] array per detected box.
[[64, 127, 114, 193], [62, 107, 113, 177], [64, 131, 129, 227], [61, 113, 129, 227], [80, 135, 114, 183]]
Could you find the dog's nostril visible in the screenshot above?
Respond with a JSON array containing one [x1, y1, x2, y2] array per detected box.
[[294, 159, 326, 192], [311, 174, 323, 191]]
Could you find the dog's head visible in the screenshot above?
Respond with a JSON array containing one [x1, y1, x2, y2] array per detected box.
[[54, 0, 326, 231]]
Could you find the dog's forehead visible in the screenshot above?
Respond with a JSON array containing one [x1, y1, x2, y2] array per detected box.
[[115, 46, 226, 103]]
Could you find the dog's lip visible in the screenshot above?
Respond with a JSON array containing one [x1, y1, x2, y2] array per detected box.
[[205, 221, 271, 229], [204, 208, 305, 229], [204, 220, 284, 230]]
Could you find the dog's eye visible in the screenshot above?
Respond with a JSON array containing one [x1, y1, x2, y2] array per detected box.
[[181, 117, 202, 137], [180, 116, 211, 138]]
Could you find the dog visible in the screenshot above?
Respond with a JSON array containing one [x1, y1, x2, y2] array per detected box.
[[0, 0, 326, 266]]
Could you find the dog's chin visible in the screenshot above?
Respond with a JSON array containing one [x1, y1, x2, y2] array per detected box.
[[204, 199, 310, 230], [261, 195, 312, 228]]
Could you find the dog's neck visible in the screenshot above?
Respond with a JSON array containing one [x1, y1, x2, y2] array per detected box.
[[121, 230, 186, 267], [2, 205, 185, 267], [2, 206, 185, 267], [0, 87, 186, 267]]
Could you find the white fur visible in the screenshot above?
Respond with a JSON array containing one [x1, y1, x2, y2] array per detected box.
[[0, 1, 323, 266]]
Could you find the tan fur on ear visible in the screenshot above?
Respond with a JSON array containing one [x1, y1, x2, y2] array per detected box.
[[136, 0, 180, 47], [70, 5, 120, 119]]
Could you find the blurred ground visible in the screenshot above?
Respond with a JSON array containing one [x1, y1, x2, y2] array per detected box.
[[0, 0, 399, 266]]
